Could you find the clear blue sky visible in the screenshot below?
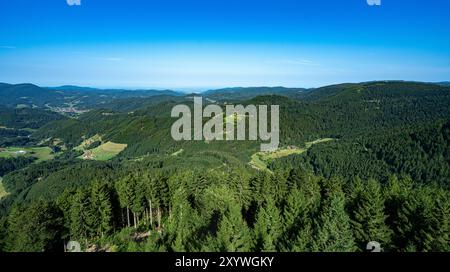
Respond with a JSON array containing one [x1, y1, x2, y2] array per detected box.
[[0, 0, 449, 90]]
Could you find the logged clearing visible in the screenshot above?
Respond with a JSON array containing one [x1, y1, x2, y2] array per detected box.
[[0, 146, 54, 162], [74, 134, 103, 151], [249, 138, 334, 171], [304, 138, 334, 148], [79, 141, 127, 161], [171, 149, 184, 156]]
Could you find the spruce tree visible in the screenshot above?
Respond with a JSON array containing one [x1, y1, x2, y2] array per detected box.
[[69, 189, 92, 243], [90, 181, 113, 237], [281, 185, 313, 251], [428, 190, 449, 251], [6, 201, 63, 252], [312, 193, 356, 252], [215, 201, 252, 252], [351, 179, 392, 251], [115, 176, 136, 228], [253, 196, 282, 251]]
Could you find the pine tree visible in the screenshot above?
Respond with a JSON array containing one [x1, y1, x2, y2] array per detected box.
[[131, 177, 145, 228], [215, 200, 252, 252], [69, 189, 92, 243], [281, 185, 313, 251], [406, 187, 449, 252], [115, 176, 136, 228], [6, 201, 63, 252], [5, 204, 24, 251], [253, 196, 282, 251], [392, 190, 419, 251], [427, 189, 449, 251], [351, 179, 392, 251], [296, 171, 321, 214], [0, 217, 7, 251], [344, 176, 364, 209], [312, 193, 356, 252], [90, 181, 113, 237], [227, 171, 251, 209], [167, 188, 199, 251]]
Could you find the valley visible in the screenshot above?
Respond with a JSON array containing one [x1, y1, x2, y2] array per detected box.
[[0, 81, 449, 253]]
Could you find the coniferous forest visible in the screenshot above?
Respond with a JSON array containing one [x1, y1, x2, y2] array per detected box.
[[0, 81, 448, 252]]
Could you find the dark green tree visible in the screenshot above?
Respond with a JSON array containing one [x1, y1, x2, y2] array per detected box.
[[253, 196, 283, 251], [214, 200, 252, 252], [6, 201, 63, 252], [312, 193, 356, 252], [351, 179, 392, 251]]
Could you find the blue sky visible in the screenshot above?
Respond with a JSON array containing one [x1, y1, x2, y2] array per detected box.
[[0, 0, 449, 90]]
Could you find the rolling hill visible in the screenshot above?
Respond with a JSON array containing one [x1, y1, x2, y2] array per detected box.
[[0, 81, 449, 253], [0, 83, 183, 110]]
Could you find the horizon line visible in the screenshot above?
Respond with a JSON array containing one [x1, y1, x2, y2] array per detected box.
[[0, 79, 449, 93]]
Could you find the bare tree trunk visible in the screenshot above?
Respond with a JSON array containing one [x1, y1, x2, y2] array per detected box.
[[121, 209, 124, 227], [126, 206, 130, 227], [149, 200, 153, 227], [157, 206, 161, 229], [133, 212, 137, 228]]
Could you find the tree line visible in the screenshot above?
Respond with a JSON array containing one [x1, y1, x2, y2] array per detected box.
[[1, 167, 448, 252]]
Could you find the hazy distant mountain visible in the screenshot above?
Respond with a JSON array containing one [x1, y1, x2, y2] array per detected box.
[[295, 81, 450, 102], [0, 83, 183, 109], [202, 86, 307, 101], [0, 83, 63, 108], [49, 85, 183, 97], [436, 81, 450, 87]]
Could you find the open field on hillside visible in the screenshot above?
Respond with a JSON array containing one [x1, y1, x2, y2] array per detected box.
[[249, 138, 334, 171], [79, 141, 127, 161], [0, 146, 54, 162]]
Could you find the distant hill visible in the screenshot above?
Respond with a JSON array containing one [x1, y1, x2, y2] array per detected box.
[[0, 83, 183, 109], [296, 81, 450, 102], [436, 81, 450, 87], [0, 83, 62, 108], [203, 86, 307, 101], [33, 81, 450, 160], [49, 85, 183, 97]]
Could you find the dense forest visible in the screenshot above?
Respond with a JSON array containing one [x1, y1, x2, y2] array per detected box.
[[1, 168, 448, 252], [0, 81, 448, 252]]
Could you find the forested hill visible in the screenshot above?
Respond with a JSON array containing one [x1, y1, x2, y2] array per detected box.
[[25, 81, 450, 162], [296, 81, 450, 102], [0, 81, 449, 252], [203, 86, 307, 101], [0, 83, 183, 109]]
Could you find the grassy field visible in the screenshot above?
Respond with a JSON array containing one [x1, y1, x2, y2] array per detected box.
[[79, 141, 127, 161], [249, 138, 334, 171], [0, 178, 10, 199], [0, 146, 54, 162]]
